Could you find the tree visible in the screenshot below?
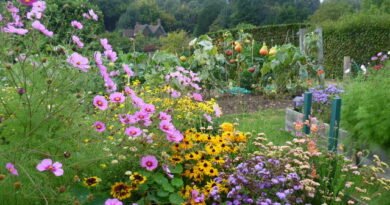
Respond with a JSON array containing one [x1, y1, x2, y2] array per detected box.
[[160, 30, 190, 54], [193, 0, 225, 36], [116, 0, 161, 29], [309, 0, 355, 23], [91, 0, 130, 31]]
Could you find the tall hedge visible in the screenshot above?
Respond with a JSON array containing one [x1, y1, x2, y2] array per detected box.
[[209, 23, 309, 46], [322, 13, 390, 78]]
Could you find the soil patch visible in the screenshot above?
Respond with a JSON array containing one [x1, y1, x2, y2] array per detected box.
[[216, 94, 292, 115]]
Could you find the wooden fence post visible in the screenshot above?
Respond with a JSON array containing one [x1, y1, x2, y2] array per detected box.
[[298, 28, 306, 54], [343, 56, 351, 79], [303, 92, 312, 134], [328, 98, 342, 152]]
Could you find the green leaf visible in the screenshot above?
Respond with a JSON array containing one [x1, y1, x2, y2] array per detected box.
[[162, 181, 175, 192], [170, 164, 183, 174], [157, 190, 170, 197], [171, 177, 184, 188], [169, 193, 185, 205], [153, 173, 169, 185]]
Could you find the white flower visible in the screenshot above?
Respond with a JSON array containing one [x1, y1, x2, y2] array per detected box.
[[360, 65, 367, 74], [189, 38, 197, 46]]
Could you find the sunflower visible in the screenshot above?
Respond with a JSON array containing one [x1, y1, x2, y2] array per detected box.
[[197, 160, 212, 173], [185, 151, 202, 161], [171, 143, 181, 152], [183, 168, 197, 179], [83, 176, 102, 187], [218, 142, 231, 152], [179, 139, 194, 150], [170, 155, 184, 164], [130, 172, 147, 185], [221, 131, 234, 141], [110, 182, 132, 200]]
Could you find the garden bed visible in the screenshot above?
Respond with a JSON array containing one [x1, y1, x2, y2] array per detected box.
[[217, 94, 291, 115]]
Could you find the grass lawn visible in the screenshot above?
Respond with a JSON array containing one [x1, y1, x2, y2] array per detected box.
[[218, 109, 294, 145]]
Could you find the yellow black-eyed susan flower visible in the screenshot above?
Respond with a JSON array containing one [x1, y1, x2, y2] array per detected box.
[[130, 172, 147, 185], [170, 155, 184, 164], [83, 176, 102, 187], [110, 182, 132, 200]]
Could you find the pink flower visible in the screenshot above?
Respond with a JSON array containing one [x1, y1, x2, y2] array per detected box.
[[6, 163, 19, 176], [31, 1, 46, 12], [140, 155, 158, 171], [119, 114, 136, 125], [72, 35, 84, 48], [159, 120, 175, 133], [104, 50, 118, 62], [94, 51, 103, 65], [100, 38, 112, 51], [124, 86, 135, 96], [94, 121, 106, 132], [168, 89, 181, 98], [192, 93, 203, 102], [31, 20, 53, 37], [123, 64, 134, 77], [213, 104, 222, 117], [125, 126, 142, 138], [109, 70, 120, 77], [141, 104, 155, 114], [89, 9, 98, 21], [19, 0, 38, 6], [71, 20, 83, 30], [203, 114, 213, 123], [159, 112, 172, 122], [105, 198, 123, 205], [82, 13, 91, 19], [36, 159, 64, 176], [67, 52, 90, 72], [0, 14, 3, 22], [3, 25, 28, 35], [134, 111, 150, 122], [109, 92, 125, 104], [93, 95, 108, 111], [166, 130, 183, 143], [130, 95, 145, 108]]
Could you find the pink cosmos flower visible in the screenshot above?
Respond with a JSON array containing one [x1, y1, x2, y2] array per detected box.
[[72, 35, 84, 48], [94, 121, 106, 132], [0, 14, 3, 22], [93, 95, 108, 111], [109, 70, 120, 77], [125, 126, 142, 138], [6, 163, 19, 176], [19, 0, 38, 6], [32, 1, 46, 12], [169, 89, 181, 98], [124, 86, 135, 96], [134, 111, 150, 122], [141, 104, 155, 114], [159, 112, 172, 122], [82, 13, 91, 19], [130, 95, 145, 108], [203, 114, 213, 123], [213, 104, 222, 117], [104, 50, 118, 62], [100, 38, 112, 51], [105, 198, 123, 205], [31, 20, 53, 37], [119, 114, 136, 125], [123, 64, 134, 77], [36, 159, 64, 176], [162, 164, 174, 179], [109, 92, 125, 104], [3, 25, 28, 35], [140, 155, 158, 171], [192, 93, 203, 102], [166, 130, 183, 143], [159, 120, 175, 133], [89, 9, 98, 21], [71, 20, 83, 30], [105, 79, 117, 93], [67, 52, 90, 72]]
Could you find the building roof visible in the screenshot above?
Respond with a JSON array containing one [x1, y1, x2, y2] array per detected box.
[[123, 19, 166, 38]]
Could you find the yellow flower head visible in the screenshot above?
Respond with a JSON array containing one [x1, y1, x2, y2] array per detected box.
[[110, 182, 132, 200], [83, 176, 102, 187], [220, 122, 234, 132]]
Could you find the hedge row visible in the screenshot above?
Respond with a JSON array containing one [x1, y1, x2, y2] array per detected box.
[[322, 14, 390, 78], [210, 15, 390, 79], [209, 23, 309, 47]]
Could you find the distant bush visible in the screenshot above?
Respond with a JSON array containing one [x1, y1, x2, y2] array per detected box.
[[342, 64, 390, 149], [322, 13, 390, 78]]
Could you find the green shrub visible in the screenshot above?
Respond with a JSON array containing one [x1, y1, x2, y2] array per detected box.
[[322, 13, 390, 78], [342, 65, 390, 149]]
